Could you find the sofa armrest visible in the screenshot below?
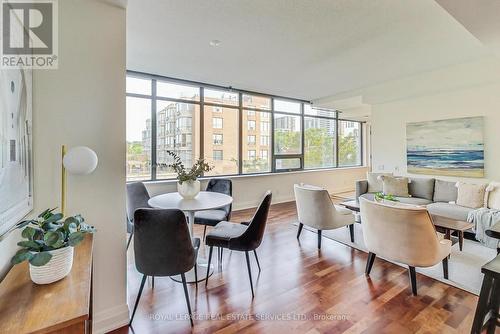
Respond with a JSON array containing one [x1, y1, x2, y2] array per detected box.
[[355, 180, 368, 202], [486, 221, 500, 240]]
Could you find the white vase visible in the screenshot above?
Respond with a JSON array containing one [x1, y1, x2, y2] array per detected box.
[[29, 246, 74, 285], [177, 180, 200, 199]]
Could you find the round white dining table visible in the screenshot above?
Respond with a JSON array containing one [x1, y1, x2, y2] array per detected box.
[[148, 191, 233, 283]]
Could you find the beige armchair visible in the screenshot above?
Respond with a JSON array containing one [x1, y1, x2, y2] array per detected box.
[[359, 197, 452, 295], [294, 184, 355, 249]]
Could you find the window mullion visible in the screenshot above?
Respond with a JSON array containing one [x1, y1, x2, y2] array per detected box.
[[151, 79, 157, 181]]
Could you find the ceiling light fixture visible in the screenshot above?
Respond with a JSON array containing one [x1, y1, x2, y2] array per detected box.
[[209, 39, 221, 47]]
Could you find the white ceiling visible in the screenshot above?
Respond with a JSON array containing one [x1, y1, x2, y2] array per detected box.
[[127, 0, 491, 101]]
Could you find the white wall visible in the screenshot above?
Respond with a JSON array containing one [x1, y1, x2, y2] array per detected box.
[[146, 167, 368, 210], [371, 82, 500, 182], [0, 1, 128, 333]]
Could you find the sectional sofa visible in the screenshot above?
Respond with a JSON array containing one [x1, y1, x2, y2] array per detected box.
[[355, 177, 474, 222]]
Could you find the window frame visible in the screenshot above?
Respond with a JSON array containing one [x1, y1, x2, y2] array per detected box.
[[126, 71, 364, 182]]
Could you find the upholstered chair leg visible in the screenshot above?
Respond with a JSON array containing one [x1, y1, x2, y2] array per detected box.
[[408, 266, 417, 296], [317, 230, 322, 249], [129, 274, 147, 325], [442, 257, 449, 279], [245, 251, 255, 298], [181, 273, 194, 327], [253, 250, 261, 272], [126, 232, 133, 250], [203, 226, 207, 241], [349, 224, 355, 243], [297, 223, 304, 239], [365, 252, 376, 275], [205, 246, 213, 286]]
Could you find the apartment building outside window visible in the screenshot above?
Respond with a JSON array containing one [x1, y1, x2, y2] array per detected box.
[[126, 72, 363, 181]]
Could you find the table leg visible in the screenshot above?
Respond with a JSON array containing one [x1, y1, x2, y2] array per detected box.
[[171, 211, 214, 284], [444, 229, 451, 259], [458, 231, 464, 251]]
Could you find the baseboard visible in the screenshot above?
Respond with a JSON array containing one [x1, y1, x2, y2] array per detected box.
[[93, 303, 129, 334]]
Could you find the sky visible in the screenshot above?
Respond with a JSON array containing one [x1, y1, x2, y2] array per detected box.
[[407, 116, 484, 151]]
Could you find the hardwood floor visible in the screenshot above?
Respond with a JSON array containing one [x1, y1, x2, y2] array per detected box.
[[112, 200, 488, 334]]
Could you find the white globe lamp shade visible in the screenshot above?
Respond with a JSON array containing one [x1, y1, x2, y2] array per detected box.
[[63, 146, 98, 175]]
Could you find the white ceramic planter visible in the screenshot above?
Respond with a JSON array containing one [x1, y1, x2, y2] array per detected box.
[[29, 246, 74, 285], [177, 180, 201, 199]]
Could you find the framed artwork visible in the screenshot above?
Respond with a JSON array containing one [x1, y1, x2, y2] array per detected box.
[[406, 117, 484, 178]]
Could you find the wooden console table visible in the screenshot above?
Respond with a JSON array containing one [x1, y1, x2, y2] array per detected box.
[[0, 235, 93, 333]]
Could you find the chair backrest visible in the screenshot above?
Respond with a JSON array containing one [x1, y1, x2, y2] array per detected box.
[[206, 179, 233, 218], [126, 182, 151, 223], [294, 184, 340, 230], [133, 208, 195, 276], [359, 198, 441, 267], [230, 191, 272, 251]]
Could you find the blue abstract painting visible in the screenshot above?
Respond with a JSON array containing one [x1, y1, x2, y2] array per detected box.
[[406, 117, 484, 178]]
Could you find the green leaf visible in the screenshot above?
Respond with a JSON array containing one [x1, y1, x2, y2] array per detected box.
[[17, 240, 41, 250], [21, 226, 37, 240], [44, 213, 63, 224], [11, 249, 33, 265], [29, 252, 52, 267], [44, 231, 61, 247], [39, 208, 56, 219], [16, 220, 34, 229], [68, 231, 84, 246]]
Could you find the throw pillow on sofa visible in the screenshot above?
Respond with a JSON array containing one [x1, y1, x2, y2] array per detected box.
[[379, 175, 410, 197], [486, 182, 500, 210], [456, 182, 487, 209], [367, 172, 393, 193]]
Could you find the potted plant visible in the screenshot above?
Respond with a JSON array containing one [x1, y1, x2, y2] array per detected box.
[[374, 192, 399, 203], [11, 208, 95, 284], [164, 151, 213, 199]]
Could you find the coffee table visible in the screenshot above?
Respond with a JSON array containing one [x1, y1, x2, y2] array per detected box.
[[340, 200, 360, 213], [431, 215, 474, 251]]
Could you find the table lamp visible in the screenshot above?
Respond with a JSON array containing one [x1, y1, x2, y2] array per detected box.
[[61, 145, 98, 215]]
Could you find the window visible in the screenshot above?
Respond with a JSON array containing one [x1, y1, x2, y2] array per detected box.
[[243, 111, 272, 174], [213, 150, 223, 161], [275, 158, 301, 170], [243, 94, 271, 110], [274, 114, 302, 155], [274, 99, 301, 114], [126, 76, 151, 96], [339, 120, 362, 166], [213, 134, 223, 145], [157, 81, 199, 101], [156, 100, 200, 179], [304, 117, 336, 169], [126, 97, 152, 181], [126, 72, 363, 181], [204, 88, 239, 106], [204, 106, 239, 176], [213, 117, 223, 129]]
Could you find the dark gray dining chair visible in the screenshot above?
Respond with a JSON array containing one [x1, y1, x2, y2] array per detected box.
[[126, 182, 151, 250], [129, 208, 200, 327], [205, 191, 272, 298], [194, 179, 232, 241]]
